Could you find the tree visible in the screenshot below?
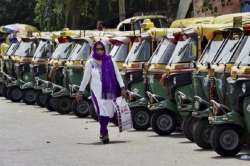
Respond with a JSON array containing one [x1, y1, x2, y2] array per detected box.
[[0, 0, 36, 26]]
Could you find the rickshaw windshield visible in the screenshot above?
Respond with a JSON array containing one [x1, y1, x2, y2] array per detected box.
[[199, 39, 223, 64], [34, 40, 51, 58], [52, 42, 72, 59], [111, 44, 129, 62], [234, 36, 250, 66], [213, 39, 239, 64], [126, 40, 150, 63], [149, 39, 176, 64], [6, 43, 19, 56], [68, 42, 90, 60], [168, 38, 193, 64], [15, 41, 35, 57]]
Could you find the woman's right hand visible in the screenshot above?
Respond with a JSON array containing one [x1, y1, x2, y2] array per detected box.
[[76, 91, 83, 103]]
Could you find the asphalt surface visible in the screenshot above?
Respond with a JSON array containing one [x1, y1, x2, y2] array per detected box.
[[0, 97, 250, 166]]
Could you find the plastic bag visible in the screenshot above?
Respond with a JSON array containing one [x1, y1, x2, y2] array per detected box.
[[114, 97, 133, 132]]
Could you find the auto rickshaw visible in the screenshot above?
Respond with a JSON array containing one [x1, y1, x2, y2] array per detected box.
[[208, 25, 250, 156], [0, 41, 20, 96], [149, 30, 198, 136], [176, 25, 238, 140], [40, 35, 75, 111], [20, 37, 54, 105], [51, 37, 92, 115], [5, 37, 38, 102], [190, 28, 243, 149], [122, 32, 165, 130], [127, 28, 183, 131]]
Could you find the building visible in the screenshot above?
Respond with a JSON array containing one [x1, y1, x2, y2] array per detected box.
[[177, 0, 250, 19]]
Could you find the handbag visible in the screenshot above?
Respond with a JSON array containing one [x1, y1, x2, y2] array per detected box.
[[114, 97, 133, 132]]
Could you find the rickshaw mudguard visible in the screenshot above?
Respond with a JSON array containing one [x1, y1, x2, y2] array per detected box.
[[209, 111, 245, 128], [128, 97, 148, 109], [149, 98, 177, 113], [6, 79, 24, 88], [242, 96, 250, 133], [42, 87, 53, 94], [51, 88, 70, 98], [20, 81, 35, 90], [192, 107, 211, 118]]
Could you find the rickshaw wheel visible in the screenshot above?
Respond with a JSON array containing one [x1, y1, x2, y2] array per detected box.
[[89, 103, 98, 121], [193, 118, 211, 149], [73, 100, 89, 118], [131, 108, 151, 131], [56, 96, 72, 114], [8, 86, 22, 102], [4, 87, 10, 99], [36, 91, 47, 107], [210, 124, 243, 156], [45, 95, 57, 111], [22, 89, 38, 105], [0, 83, 5, 96], [183, 115, 196, 142], [151, 111, 177, 136]]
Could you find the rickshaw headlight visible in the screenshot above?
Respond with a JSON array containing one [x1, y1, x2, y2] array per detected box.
[[242, 83, 247, 94]]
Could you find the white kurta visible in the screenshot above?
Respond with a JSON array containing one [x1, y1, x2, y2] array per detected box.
[[79, 58, 125, 118]]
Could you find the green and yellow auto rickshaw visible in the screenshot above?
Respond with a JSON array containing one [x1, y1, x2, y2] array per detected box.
[[20, 37, 54, 105], [122, 33, 164, 130], [176, 25, 237, 140], [0, 41, 19, 96], [209, 25, 250, 156], [40, 36, 75, 111], [51, 37, 92, 115], [5, 37, 38, 102], [149, 31, 198, 136], [190, 28, 243, 149]]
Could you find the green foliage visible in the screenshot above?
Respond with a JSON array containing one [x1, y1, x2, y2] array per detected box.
[[0, 0, 36, 26], [1, 0, 176, 31]]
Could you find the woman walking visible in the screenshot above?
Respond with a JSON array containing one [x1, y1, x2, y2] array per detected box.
[[76, 41, 126, 144]]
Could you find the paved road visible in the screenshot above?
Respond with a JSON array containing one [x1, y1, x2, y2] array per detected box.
[[0, 97, 249, 166]]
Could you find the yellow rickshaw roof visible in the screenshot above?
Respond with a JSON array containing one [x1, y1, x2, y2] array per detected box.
[[194, 23, 233, 40], [146, 28, 183, 38], [213, 12, 250, 25], [170, 17, 214, 28]]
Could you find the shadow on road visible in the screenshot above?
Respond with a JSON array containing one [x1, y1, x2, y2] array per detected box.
[[77, 140, 130, 145]]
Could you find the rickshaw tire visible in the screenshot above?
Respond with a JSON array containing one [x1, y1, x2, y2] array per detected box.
[[183, 115, 196, 142], [45, 95, 56, 111], [131, 108, 151, 131], [193, 118, 212, 149], [151, 111, 177, 136], [22, 89, 38, 105], [56, 96, 72, 114], [210, 124, 243, 156], [8, 86, 22, 102], [73, 100, 90, 118]]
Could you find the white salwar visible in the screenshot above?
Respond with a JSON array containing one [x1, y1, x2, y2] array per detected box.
[[79, 58, 124, 118]]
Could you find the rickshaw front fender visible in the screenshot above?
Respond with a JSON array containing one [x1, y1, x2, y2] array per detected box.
[[209, 111, 245, 129]]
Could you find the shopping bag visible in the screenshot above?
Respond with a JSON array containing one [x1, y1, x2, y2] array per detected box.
[[114, 97, 133, 132]]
